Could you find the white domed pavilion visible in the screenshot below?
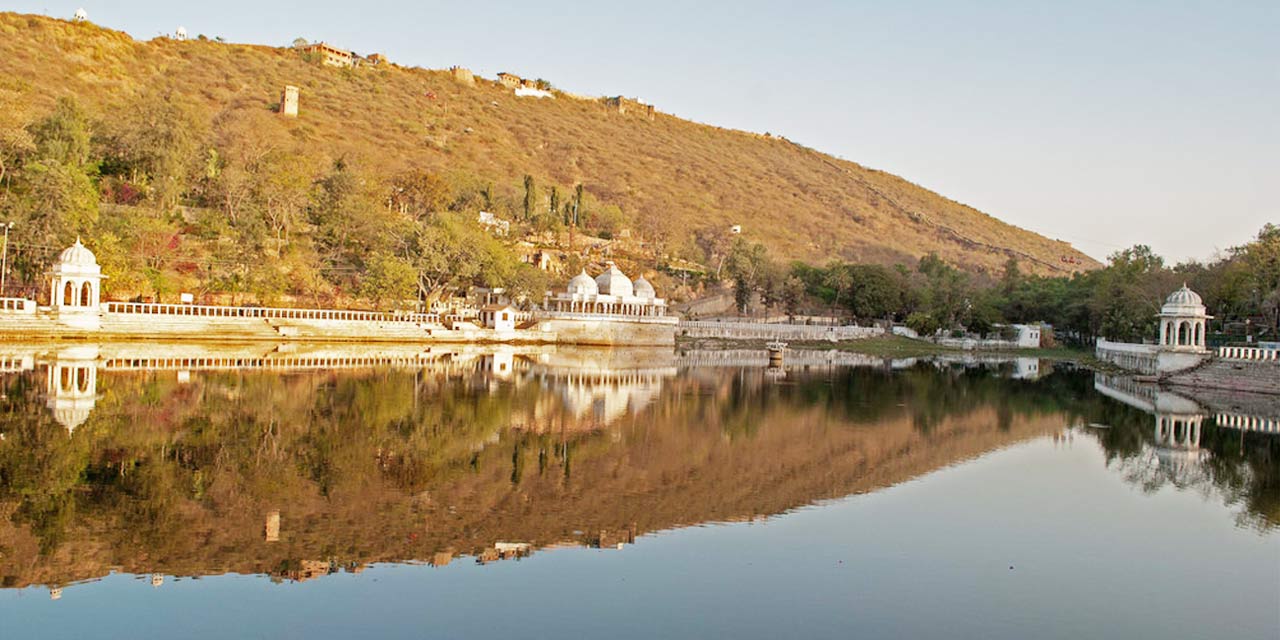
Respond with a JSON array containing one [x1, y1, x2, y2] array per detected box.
[[567, 270, 598, 296], [594, 262, 634, 297], [1157, 284, 1210, 352], [50, 238, 104, 330], [544, 262, 667, 318], [633, 276, 656, 300]]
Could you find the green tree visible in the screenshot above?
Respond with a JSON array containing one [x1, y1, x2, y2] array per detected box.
[[361, 252, 418, 310], [521, 174, 536, 221]]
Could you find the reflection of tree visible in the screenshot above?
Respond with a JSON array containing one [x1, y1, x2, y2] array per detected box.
[[1, 362, 1274, 591], [0, 375, 93, 555], [1077, 395, 1280, 531]]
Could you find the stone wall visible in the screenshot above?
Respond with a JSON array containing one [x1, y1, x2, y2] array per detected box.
[[679, 320, 883, 342], [536, 317, 676, 346], [0, 305, 676, 347], [1095, 339, 1159, 375], [1164, 359, 1280, 395]]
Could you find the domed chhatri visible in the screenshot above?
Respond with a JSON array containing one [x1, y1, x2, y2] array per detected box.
[[544, 263, 668, 319], [57, 238, 100, 272], [50, 238, 104, 322], [1158, 284, 1210, 352], [567, 270, 598, 296], [633, 276, 656, 300], [1162, 284, 1204, 313], [594, 262, 634, 297]]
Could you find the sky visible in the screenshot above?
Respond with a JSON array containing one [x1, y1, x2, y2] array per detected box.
[[9, 1, 1278, 263]]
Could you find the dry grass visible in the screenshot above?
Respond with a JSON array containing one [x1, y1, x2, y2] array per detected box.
[[1, 13, 1100, 276]]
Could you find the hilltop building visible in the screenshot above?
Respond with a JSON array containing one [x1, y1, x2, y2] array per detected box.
[[497, 72, 522, 88], [301, 42, 353, 68], [450, 66, 475, 86]]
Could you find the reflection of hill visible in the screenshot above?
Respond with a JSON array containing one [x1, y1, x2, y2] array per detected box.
[[6, 359, 1245, 592]]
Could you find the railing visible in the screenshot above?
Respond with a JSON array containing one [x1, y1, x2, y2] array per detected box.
[[1216, 346, 1279, 362], [103, 354, 440, 372], [1215, 413, 1280, 434], [537, 311, 678, 324], [103, 301, 440, 325], [0, 297, 35, 314]]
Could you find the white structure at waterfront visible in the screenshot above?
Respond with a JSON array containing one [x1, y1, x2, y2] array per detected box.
[[0, 241, 676, 346], [1157, 285, 1211, 351], [543, 262, 668, 318], [1096, 285, 1212, 375], [50, 238, 104, 330]]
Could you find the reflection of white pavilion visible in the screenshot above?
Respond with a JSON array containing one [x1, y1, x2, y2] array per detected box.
[[45, 345, 100, 432], [1150, 412, 1209, 486], [552, 370, 666, 427]]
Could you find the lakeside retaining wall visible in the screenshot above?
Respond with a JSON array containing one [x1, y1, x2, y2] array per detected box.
[[678, 320, 883, 342], [0, 301, 675, 347]]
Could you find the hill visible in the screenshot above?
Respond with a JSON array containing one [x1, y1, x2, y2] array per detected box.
[[0, 13, 1097, 286]]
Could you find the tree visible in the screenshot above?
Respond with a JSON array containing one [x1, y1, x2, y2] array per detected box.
[[0, 88, 35, 188], [105, 92, 207, 212], [521, 174, 536, 221], [389, 169, 451, 220], [405, 213, 515, 306], [905, 311, 940, 336], [846, 264, 900, 320], [548, 186, 560, 219], [782, 275, 806, 317], [725, 238, 769, 314], [361, 252, 418, 310], [572, 184, 584, 226]]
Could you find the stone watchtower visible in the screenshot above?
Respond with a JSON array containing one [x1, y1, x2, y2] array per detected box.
[[280, 86, 299, 117], [50, 238, 104, 330]]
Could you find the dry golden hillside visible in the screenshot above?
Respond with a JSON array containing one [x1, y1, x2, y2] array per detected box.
[[0, 13, 1099, 275]]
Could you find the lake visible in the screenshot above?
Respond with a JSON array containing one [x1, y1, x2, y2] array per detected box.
[[1, 343, 1277, 639]]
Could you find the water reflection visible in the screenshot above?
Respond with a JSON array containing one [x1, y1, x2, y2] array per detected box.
[[0, 343, 1275, 601], [1091, 373, 1280, 528]]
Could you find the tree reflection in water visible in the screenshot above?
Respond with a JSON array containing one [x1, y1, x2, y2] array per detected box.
[[0, 348, 1274, 593]]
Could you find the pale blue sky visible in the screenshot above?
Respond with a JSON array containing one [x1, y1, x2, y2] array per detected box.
[[11, 1, 1278, 262]]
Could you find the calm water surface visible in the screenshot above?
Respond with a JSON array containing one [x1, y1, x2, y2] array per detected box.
[[0, 344, 1276, 639]]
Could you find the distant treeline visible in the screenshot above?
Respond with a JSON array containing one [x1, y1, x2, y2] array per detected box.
[[717, 225, 1278, 345]]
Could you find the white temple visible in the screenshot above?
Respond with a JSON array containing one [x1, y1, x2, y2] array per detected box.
[[543, 262, 668, 318]]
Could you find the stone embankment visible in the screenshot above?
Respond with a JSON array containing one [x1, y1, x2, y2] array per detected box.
[[678, 320, 883, 342], [1164, 355, 1280, 395]]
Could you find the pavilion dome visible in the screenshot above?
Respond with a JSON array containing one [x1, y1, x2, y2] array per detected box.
[[595, 262, 633, 297], [59, 238, 98, 267], [633, 276, 656, 300], [1161, 284, 1206, 316], [52, 238, 102, 277], [567, 270, 598, 296]]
